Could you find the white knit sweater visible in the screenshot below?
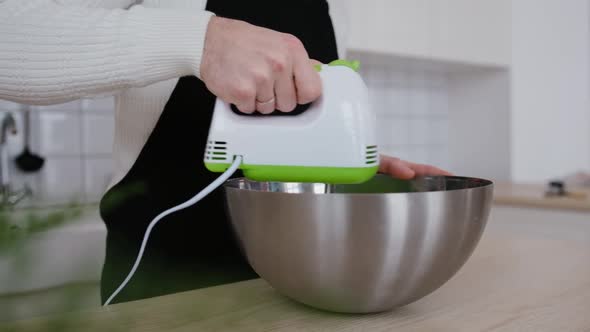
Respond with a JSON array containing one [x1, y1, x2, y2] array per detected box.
[[0, 0, 348, 189]]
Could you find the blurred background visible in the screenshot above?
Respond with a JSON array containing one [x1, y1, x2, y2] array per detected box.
[[1, 0, 589, 323], [2, 0, 589, 205]]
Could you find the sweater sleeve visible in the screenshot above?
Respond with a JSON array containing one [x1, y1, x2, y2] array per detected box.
[[53, 0, 136, 9], [0, 0, 214, 105]]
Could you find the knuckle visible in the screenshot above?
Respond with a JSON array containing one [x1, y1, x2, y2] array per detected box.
[[298, 83, 322, 103], [282, 33, 304, 50], [268, 54, 288, 73], [277, 100, 296, 112], [231, 84, 255, 101], [251, 69, 271, 85]]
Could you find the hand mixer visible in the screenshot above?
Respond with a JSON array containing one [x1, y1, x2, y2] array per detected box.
[[103, 59, 379, 305]]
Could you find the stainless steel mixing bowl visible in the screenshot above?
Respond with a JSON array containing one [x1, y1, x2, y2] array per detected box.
[[223, 174, 494, 313]]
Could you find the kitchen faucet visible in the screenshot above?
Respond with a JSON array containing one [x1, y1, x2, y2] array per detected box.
[[0, 111, 17, 189], [0, 112, 31, 206], [0, 111, 16, 142]]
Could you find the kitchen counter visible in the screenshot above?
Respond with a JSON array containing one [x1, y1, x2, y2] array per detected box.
[[0, 204, 105, 322], [2, 206, 590, 331], [493, 182, 590, 212]]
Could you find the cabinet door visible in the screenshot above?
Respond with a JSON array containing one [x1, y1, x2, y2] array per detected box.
[[429, 0, 511, 66], [343, 0, 511, 67], [345, 0, 431, 58]]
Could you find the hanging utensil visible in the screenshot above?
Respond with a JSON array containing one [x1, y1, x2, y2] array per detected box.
[[15, 106, 44, 172]]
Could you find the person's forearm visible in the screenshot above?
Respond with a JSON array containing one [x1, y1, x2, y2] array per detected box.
[[0, 0, 213, 105]]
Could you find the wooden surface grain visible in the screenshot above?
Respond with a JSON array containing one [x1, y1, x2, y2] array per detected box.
[[2, 206, 590, 331], [493, 182, 590, 212]]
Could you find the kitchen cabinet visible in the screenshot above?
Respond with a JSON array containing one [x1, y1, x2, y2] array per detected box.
[[429, 0, 511, 66], [344, 0, 431, 59], [343, 0, 511, 67]]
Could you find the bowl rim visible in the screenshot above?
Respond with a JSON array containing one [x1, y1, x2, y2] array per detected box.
[[223, 174, 494, 195]]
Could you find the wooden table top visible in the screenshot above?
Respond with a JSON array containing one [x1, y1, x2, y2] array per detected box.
[[2, 206, 590, 331]]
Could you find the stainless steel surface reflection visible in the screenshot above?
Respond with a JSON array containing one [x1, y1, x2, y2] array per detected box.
[[223, 174, 494, 313]]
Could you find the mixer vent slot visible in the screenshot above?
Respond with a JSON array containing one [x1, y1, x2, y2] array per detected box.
[[366, 145, 378, 165], [206, 141, 228, 161]]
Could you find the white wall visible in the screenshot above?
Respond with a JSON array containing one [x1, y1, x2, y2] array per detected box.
[[511, 0, 590, 182], [448, 69, 511, 181]]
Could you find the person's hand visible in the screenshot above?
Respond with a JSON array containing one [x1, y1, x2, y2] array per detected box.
[[378, 154, 453, 179], [200, 16, 322, 114]]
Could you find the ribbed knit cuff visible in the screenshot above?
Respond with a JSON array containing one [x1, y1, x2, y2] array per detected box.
[[124, 6, 214, 82]]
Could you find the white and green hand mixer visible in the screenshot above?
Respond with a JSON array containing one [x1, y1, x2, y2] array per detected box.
[[205, 59, 379, 183], [104, 59, 379, 305]]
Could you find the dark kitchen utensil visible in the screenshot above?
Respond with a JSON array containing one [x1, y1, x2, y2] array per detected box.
[[15, 108, 44, 172]]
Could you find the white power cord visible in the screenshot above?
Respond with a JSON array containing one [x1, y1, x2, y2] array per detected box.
[[103, 155, 243, 306]]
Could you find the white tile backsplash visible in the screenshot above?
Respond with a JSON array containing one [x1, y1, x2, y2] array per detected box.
[[382, 146, 410, 162], [37, 109, 82, 156], [408, 71, 429, 89], [385, 86, 409, 116], [377, 119, 393, 146], [0, 96, 116, 204], [82, 112, 114, 155], [84, 157, 113, 200], [81, 97, 115, 114], [433, 146, 451, 170], [407, 145, 430, 165], [38, 157, 84, 202], [388, 70, 408, 87], [369, 87, 385, 114], [430, 86, 449, 115], [427, 72, 449, 89], [32, 100, 81, 113], [0, 100, 23, 112], [408, 88, 430, 115], [377, 116, 409, 146], [360, 61, 450, 167], [429, 118, 450, 144], [408, 118, 430, 145]]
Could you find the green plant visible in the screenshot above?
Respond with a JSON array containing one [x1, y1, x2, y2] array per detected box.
[[0, 202, 84, 253], [0, 183, 148, 328]]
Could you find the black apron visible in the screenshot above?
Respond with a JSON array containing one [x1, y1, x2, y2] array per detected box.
[[99, 0, 340, 305]]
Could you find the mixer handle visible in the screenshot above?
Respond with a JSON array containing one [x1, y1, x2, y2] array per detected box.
[[227, 59, 360, 118], [230, 103, 312, 117]]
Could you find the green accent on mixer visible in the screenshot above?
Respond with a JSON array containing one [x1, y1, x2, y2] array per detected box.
[[313, 59, 360, 72], [205, 162, 379, 184], [328, 59, 361, 72]]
